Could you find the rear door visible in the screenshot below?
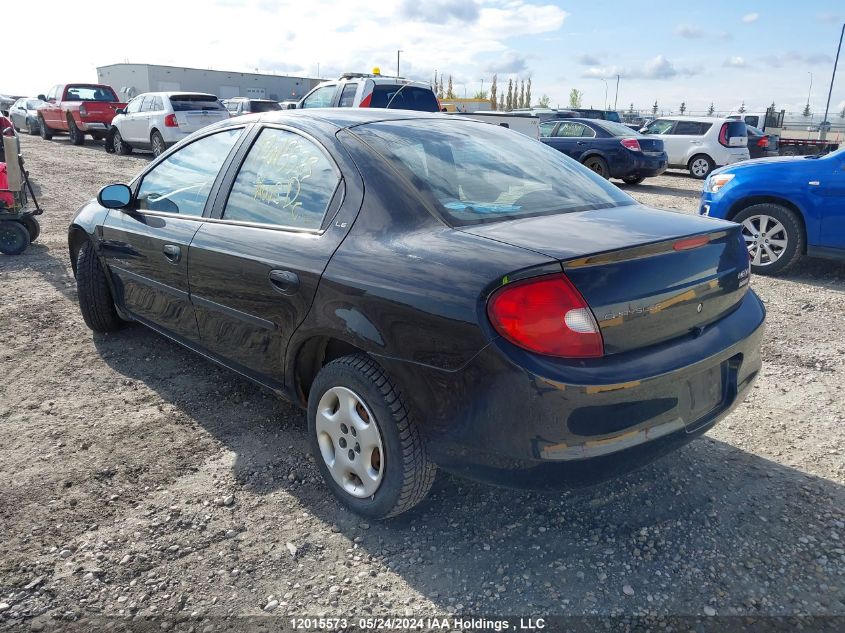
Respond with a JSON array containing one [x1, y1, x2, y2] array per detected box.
[[670, 120, 712, 165], [543, 121, 591, 159], [187, 124, 362, 387], [644, 119, 679, 163], [100, 127, 245, 341]]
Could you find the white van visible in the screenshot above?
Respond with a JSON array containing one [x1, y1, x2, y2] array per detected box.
[[641, 116, 749, 178]]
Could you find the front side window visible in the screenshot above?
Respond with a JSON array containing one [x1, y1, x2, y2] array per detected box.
[[223, 128, 339, 229], [539, 121, 557, 137], [645, 119, 675, 135], [125, 97, 143, 114], [353, 120, 633, 226], [139, 96, 153, 112], [300, 85, 336, 109], [136, 129, 242, 216]]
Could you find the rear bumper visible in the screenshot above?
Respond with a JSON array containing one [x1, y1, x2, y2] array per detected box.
[[78, 121, 109, 132], [719, 150, 750, 167], [378, 290, 765, 489], [611, 152, 668, 179]]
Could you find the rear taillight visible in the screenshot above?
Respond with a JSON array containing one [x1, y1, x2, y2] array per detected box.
[[718, 123, 729, 147], [487, 273, 604, 358], [620, 138, 641, 152], [79, 103, 88, 117], [757, 136, 769, 148], [673, 235, 710, 251], [164, 113, 178, 127]]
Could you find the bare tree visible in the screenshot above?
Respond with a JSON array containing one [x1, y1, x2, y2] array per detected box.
[[490, 75, 498, 110], [506, 79, 513, 111]]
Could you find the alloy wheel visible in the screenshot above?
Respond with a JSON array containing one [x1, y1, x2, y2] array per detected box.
[[315, 386, 384, 498], [741, 214, 788, 266], [691, 158, 710, 177]]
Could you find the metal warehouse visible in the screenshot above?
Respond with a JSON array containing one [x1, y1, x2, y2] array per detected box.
[[96, 63, 320, 102]]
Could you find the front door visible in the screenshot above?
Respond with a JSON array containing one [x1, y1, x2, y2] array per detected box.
[[120, 96, 147, 143], [188, 125, 361, 387], [815, 155, 845, 249], [100, 127, 244, 341]]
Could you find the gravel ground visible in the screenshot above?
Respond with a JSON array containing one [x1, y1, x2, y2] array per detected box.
[[1, 134, 844, 632]]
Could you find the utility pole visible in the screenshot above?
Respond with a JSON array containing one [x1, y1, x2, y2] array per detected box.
[[821, 22, 844, 141], [614, 75, 620, 110], [600, 78, 608, 110], [397, 50, 403, 78], [480, 78, 484, 97], [806, 71, 813, 109]]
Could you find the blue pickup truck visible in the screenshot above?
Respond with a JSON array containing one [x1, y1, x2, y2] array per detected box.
[[700, 149, 845, 274]]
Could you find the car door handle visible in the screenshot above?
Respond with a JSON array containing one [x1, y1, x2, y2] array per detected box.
[[268, 269, 300, 295], [576, 141, 586, 145], [162, 244, 181, 263]]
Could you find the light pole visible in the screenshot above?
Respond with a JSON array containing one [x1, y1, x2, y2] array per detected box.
[[600, 78, 608, 110], [806, 71, 813, 109], [614, 75, 620, 110], [821, 22, 845, 141], [480, 78, 484, 99], [397, 50, 403, 78]]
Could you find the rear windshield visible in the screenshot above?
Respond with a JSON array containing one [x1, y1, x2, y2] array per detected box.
[[595, 120, 643, 137], [64, 85, 118, 102], [250, 100, 282, 113], [170, 95, 225, 112], [604, 111, 621, 122], [727, 121, 747, 137], [353, 119, 633, 226], [370, 85, 440, 112]]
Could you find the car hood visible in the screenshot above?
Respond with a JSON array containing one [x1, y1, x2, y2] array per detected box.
[[711, 155, 818, 177]]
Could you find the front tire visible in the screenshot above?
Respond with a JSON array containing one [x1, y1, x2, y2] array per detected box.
[[39, 116, 53, 140], [583, 156, 609, 179], [75, 240, 122, 332], [734, 204, 804, 275], [68, 117, 85, 145], [688, 154, 715, 179], [0, 221, 30, 255], [150, 130, 166, 157], [308, 354, 436, 519]]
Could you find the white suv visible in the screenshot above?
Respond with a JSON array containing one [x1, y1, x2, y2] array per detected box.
[[641, 117, 749, 178], [298, 73, 440, 112], [108, 92, 229, 157]]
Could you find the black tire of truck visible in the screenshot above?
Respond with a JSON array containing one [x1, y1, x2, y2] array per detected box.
[[68, 117, 85, 145]]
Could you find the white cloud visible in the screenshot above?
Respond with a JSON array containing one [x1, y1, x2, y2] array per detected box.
[[742, 13, 759, 24], [724, 56, 746, 68], [581, 55, 699, 80], [675, 24, 731, 41]]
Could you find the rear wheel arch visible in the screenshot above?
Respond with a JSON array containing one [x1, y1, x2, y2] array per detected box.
[[293, 336, 367, 405], [727, 196, 807, 254]]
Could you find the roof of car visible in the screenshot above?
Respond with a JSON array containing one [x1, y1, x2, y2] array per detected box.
[[656, 116, 733, 122]]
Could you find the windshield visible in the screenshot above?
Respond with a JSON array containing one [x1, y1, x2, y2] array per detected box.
[[26, 99, 44, 110], [64, 85, 118, 102], [353, 119, 634, 227], [595, 120, 643, 137], [170, 95, 226, 112]]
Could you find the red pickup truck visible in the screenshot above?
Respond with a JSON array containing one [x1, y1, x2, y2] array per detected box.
[[37, 84, 125, 146]]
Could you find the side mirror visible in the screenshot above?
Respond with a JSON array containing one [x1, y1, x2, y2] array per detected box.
[[97, 183, 132, 209], [115, 108, 125, 115], [37, 94, 47, 101]]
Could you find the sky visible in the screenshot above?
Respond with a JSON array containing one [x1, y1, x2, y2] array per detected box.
[[5, 0, 845, 117]]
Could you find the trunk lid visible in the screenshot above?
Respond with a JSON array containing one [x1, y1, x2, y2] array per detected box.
[[636, 137, 664, 154], [466, 205, 751, 354]]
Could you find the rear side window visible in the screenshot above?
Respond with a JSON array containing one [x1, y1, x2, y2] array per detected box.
[[369, 85, 439, 112], [170, 95, 225, 112], [300, 85, 336, 109], [354, 120, 632, 226], [136, 129, 242, 216], [338, 83, 359, 107], [555, 122, 594, 138], [672, 121, 712, 135], [223, 128, 339, 229]]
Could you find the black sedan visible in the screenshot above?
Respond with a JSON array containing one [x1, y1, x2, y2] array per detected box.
[[69, 110, 764, 519], [745, 125, 779, 159], [540, 118, 667, 184]]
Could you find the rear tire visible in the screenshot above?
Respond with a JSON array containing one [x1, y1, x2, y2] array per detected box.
[[68, 117, 85, 145], [622, 175, 645, 185], [0, 221, 30, 255], [734, 204, 804, 275], [583, 156, 609, 179], [21, 216, 40, 243], [150, 130, 166, 157], [308, 354, 436, 519], [27, 118, 39, 135], [39, 116, 53, 140], [75, 240, 122, 332], [112, 128, 133, 155], [688, 154, 715, 179]]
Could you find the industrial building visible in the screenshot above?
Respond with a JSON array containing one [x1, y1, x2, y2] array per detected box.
[[96, 63, 321, 102]]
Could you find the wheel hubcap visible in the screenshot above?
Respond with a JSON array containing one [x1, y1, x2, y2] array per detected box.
[[692, 159, 708, 176], [741, 215, 787, 266], [315, 386, 384, 498]]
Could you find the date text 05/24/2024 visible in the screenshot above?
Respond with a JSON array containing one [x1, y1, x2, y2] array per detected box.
[[290, 617, 547, 631]]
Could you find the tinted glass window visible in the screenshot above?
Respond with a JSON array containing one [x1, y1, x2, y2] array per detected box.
[[538, 121, 557, 137], [64, 85, 118, 102], [249, 100, 282, 113], [223, 128, 339, 229], [645, 119, 675, 134], [300, 85, 336, 108], [605, 111, 621, 122], [369, 85, 439, 112], [338, 83, 358, 107], [354, 120, 633, 227], [672, 121, 712, 135], [170, 95, 225, 112], [727, 121, 747, 138], [137, 129, 241, 216], [744, 116, 759, 127], [555, 122, 594, 138]]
